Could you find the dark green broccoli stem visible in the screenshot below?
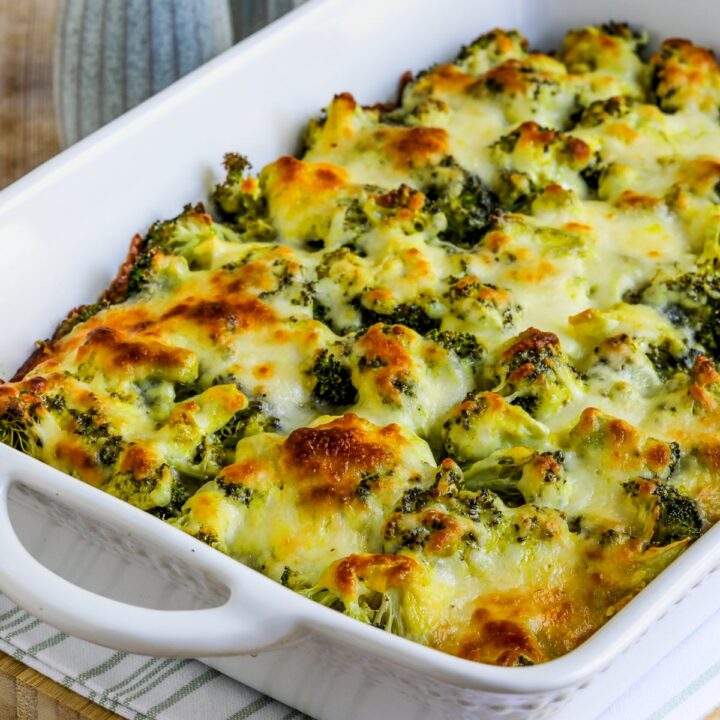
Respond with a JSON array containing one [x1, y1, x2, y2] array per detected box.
[[311, 350, 358, 407], [651, 484, 702, 546]]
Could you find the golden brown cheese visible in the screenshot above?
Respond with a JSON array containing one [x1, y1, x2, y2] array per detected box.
[[304, 93, 450, 187], [173, 414, 437, 585], [4, 22, 720, 669], [649, 38, 720, 114], [349, 324, 475, 443]]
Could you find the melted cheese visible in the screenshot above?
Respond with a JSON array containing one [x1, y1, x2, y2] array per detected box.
[[3, 22, 720, 668]]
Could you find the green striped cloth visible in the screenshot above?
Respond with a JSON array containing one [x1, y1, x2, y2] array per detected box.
[[4, 584, 720, 720], [0, 593, 308, 719]]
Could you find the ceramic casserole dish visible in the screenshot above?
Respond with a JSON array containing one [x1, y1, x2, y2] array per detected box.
[[2, 1, 720, 718]]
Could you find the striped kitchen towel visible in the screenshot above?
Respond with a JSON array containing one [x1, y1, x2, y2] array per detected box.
[[0, 592, 307, 720], [3, 586, 720, 720]]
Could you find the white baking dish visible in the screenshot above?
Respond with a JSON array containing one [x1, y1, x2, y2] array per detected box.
[[2, 1, 720, 718]]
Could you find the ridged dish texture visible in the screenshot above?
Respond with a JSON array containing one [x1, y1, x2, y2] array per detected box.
[[3, 22, 720, 667]]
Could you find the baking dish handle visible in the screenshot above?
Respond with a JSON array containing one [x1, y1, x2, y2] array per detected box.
[[0, 475, 299, 657]]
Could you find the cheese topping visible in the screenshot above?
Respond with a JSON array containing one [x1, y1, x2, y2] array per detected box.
[[3, 23, 720, 667]]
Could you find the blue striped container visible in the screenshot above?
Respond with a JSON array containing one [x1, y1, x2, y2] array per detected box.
[[228, 0, 307, 41], [53, 0, 309, 148], [53, 0, 233, 147]]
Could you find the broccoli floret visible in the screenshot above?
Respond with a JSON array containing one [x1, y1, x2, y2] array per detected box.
[[0, 407, 33, 454], [395, 486, 432, 514], [441, 391, 548, 465], [67, 407, 125, 467], [126, 248, 156, 296], [310, 349, 358, 407], [424, 168, 500, 248], [463, 447, 536, 506], [98, 435, 123, 466], [575, 96, 634, 129], [213, 153, 255, 215], [494, 170, 537, 211], [145, 203, 226, 257], [125, 204, 244, 296], [631, 271, 720, 362], [148, 482, 191, 520], [341, 197, 372, 238], [53, 302, 110, 339], [649, 39, 720, 115], [645, 342, 690, 382], [570, 409, 681, 482], [494, 328, 583, 418], [358, 301, 440, 335], [424, 329, 484, 368], [579, 154, 606, 193], [42, 393, 66, 413], [194, 530, 220, 547], [212, 154, 275, 240], [68, 407, 110, 442], [301, 555, 420, 635], [215, 477, 255, 505], [463, 448, 566, 507], [454, 28, 529, 74], [490, 122, 595, 206], [369, 184, 441, 236], [651, 484, 702, 546], [216, 400, 281, 449], [302, 583, 406, 634], [442, 276, 521, 341], [561, 23, 646, 73], [105, 462, 179, 511], [600, 21, 644, 40], [170, 481, 190, 508]]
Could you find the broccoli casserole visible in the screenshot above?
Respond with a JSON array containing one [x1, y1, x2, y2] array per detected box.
[[3, 22, 720, 666]]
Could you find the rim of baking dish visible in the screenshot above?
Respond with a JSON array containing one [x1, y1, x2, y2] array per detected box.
[[2, 0, 720, 696]]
